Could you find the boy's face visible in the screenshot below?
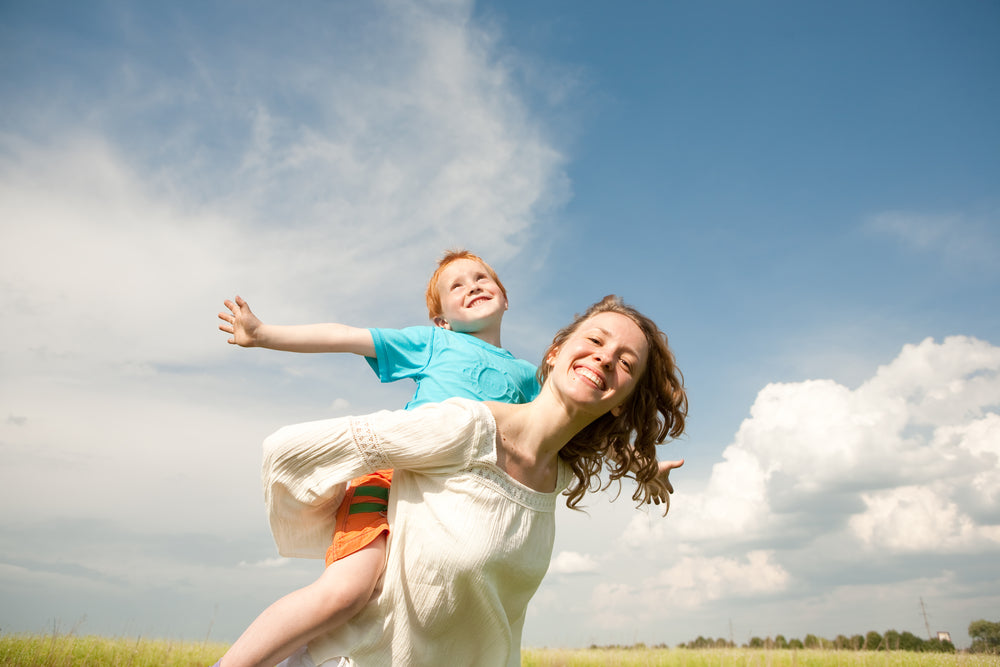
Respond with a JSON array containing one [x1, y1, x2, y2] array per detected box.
[[434, 258, 508, 333]]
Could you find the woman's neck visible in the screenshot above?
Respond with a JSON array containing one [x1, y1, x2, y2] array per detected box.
[[489, 394, 593, 492]]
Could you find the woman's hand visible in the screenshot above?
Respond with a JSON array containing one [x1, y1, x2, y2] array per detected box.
[[647, 458, 684, 506]]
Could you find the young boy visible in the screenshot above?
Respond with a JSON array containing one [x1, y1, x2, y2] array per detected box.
[[216, 250, 539, 667]]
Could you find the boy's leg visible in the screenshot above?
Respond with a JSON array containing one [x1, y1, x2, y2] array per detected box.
[[219, 534, 386, 667]]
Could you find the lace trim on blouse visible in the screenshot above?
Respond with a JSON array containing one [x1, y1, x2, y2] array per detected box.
[[350, 415, 391, 470], [466, 461, 564, 512]]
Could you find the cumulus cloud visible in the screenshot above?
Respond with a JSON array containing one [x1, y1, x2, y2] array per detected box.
[[647, 551, 791, 605], [585, 551, 789, 630], [571, 337, 999, 632], [660, 336, 1000, 553], [849, 485, 999, 552], [548, 551, 599, 575]]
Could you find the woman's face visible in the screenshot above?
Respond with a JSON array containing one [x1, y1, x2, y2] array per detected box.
[[546, 311, 649, 417]]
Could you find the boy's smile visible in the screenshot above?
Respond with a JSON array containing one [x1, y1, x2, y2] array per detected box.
[[434, 258, 508, 336]]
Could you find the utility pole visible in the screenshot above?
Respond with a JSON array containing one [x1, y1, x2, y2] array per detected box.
[[920, 597, 932, 640]]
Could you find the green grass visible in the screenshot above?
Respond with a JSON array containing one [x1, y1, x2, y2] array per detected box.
[[2, 636, 997, 667], [0, 634, 227, 667], [522, 647, 1000, 667]]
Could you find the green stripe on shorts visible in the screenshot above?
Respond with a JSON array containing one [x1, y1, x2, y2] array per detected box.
[[354, 485, 390, 501], [348, 501, 388, 515]]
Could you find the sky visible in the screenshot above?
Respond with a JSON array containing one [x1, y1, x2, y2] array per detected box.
[[1, 0, 998, 653]]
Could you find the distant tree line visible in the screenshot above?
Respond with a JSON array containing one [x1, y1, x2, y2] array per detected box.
[[583, 620, 999, 654], [676, 619, 1000, 653], [679, 630, 955, 652]]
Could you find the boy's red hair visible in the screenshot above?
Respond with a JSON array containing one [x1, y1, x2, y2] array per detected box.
[[425, 249, 508, 320]]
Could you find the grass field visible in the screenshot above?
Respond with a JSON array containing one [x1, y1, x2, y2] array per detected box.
[[522, 647, 998, 666], [0, 634, 227, 667], [2, 635, 997, 667]]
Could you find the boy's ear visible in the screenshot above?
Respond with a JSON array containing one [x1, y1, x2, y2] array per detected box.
[[433, 316, 452, 330]]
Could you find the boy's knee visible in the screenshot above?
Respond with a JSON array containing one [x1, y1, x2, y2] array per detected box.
[[313, 558, 381, 619]]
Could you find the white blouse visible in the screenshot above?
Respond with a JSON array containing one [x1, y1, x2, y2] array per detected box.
[[263, 398, 572, 667]]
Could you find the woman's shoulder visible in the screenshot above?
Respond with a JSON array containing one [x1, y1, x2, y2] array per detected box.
[[413, 396, 493, 418], [403, 398, 496, 445]]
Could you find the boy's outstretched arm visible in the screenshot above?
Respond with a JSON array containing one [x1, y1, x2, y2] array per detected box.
[[219, 295, 376, 356]]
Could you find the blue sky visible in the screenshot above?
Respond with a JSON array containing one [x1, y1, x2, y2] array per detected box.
[[1, 0, 998, 652]]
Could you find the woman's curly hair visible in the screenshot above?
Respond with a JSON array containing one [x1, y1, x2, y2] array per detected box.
[[537, 295, 687, 513]]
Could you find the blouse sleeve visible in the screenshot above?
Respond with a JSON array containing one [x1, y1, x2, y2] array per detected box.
[[262, 398, 488, 558]]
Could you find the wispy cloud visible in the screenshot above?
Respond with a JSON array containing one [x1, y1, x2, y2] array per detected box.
[[866, 211, 999, 272], [0, 1, 569, 639]]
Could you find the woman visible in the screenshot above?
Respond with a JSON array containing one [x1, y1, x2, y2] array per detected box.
[[260, 295, 687, 666]]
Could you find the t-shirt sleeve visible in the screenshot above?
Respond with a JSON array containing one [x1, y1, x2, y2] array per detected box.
[[520, 366, 541, 402], [262, 399, 486, 558], [365, 326, 434, 383]]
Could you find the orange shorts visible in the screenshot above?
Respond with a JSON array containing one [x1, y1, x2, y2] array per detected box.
[[325, 469, 393, 567]]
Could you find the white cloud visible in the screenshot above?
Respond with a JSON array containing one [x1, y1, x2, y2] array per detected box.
[[1, 0, 569, 368], [0, 134, 242, 373], [648, 551, 791, 606], [0, 0, 568, 528], [583, 551, 789, 631], [548, 551, 599, 575], [634, 336, 1000, 557], [849, 485, 998, 552], [0, 1, 570, 639]]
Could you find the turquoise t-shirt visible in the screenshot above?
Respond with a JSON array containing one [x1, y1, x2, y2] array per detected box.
[[366, 326, 540, 409]]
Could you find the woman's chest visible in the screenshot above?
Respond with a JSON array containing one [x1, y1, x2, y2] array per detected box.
[[392, 471, 557, 578]]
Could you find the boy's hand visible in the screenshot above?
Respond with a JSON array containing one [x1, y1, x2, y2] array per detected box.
[[647, 458, 684, 506], [219, 295, 262, 347]]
